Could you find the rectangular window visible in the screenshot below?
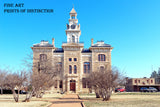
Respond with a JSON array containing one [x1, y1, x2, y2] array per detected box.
[[84, 62, 90, 73], [138, 80, 140, 83], [74, 65, 77, 74], [135, 80, 137, 83], [151, 80, 153, 83], [98, 54, 106, 61], [88, 64, 90, 73], [84, 65, 86, 73], [59, 80, 63, 88]]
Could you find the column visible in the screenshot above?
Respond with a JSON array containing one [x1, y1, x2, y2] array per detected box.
[[67, 80, 70, 93], [57, 80, 60, 91]]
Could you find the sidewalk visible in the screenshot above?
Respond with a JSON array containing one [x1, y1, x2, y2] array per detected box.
[[49, 94, 83, 107]]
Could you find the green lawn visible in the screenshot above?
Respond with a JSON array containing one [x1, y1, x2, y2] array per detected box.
[[79, 92, 160, 107]]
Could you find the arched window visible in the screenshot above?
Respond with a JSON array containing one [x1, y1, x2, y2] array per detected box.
[[71, 15, 75, 19], [98, 54, 106, 61], [67, 24, 69, 29], [69, 65, 72, 74], [40, 54, 47, 61], [72, 36, 75, 43], [74, 65, 77, 74]]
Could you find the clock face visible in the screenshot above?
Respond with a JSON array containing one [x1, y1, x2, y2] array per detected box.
[[71, 24, 76, 29]]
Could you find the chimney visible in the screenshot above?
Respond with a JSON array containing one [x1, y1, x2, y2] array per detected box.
[[52, 38, 55, 46], [91, 38, 93, 45]]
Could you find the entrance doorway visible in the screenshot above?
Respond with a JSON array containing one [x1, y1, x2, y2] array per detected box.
[[70, 80, 76, 91]]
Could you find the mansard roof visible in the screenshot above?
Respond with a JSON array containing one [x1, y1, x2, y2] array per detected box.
[[91, 41, 111, 47], [81, 49, 92, 53], [54, 48, 64, 53], [33, 40, 53, 47], [53, 48, 91, 53]]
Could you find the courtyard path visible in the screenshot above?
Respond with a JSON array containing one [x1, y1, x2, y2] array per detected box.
[[49, 94, 83, 107]]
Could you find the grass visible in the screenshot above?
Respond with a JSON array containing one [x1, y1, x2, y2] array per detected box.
[[79, 92, 160, 107], [0, 93, 63, 107]]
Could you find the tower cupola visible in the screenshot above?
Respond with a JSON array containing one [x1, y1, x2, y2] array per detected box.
[[65, 7, 81, 43], [70, 8, 77, 19]]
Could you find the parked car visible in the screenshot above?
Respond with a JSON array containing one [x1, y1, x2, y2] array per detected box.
[[115, 88, 126, 92], [148, 87, 158, 92], [140, 87, 148, 92], [21, 90, 27, 94], [140, 87, 158, 92]]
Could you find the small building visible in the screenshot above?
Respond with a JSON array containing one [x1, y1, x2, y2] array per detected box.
[[126, 78, 160, 91]]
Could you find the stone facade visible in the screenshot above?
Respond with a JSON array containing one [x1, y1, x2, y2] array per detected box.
[[31, 8, 113, 94]]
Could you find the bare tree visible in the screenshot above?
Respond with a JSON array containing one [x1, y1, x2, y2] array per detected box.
[[86, 67, 120, 101], [4, 70, 27, 102], [23, 52, 58, 101], [0, 69, 7, 95]]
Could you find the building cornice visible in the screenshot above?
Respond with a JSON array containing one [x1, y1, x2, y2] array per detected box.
[[31, 47, 56, 50]]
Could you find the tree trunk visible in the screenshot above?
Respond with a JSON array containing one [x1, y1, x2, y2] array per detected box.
[[17, 89, 20, 101], [95, 92, 101, 98], [12, 89, 19, 102], [1, 87, 3, 95], [36, 91, 39, 98], [102, 89, 111, 101], [36, 92, 43, 98], [23, 91, 34, 102], [95, 88, 101, 98], [39, 91, 44, 98]]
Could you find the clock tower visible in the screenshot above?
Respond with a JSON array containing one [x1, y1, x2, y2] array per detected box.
[[65, 7, 81, 43]]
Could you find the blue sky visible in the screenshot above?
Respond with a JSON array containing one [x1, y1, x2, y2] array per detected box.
[[0, 0, 160, 78]]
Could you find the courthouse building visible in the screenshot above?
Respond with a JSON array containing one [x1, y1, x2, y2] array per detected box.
[[31, 8, 113, 93]]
